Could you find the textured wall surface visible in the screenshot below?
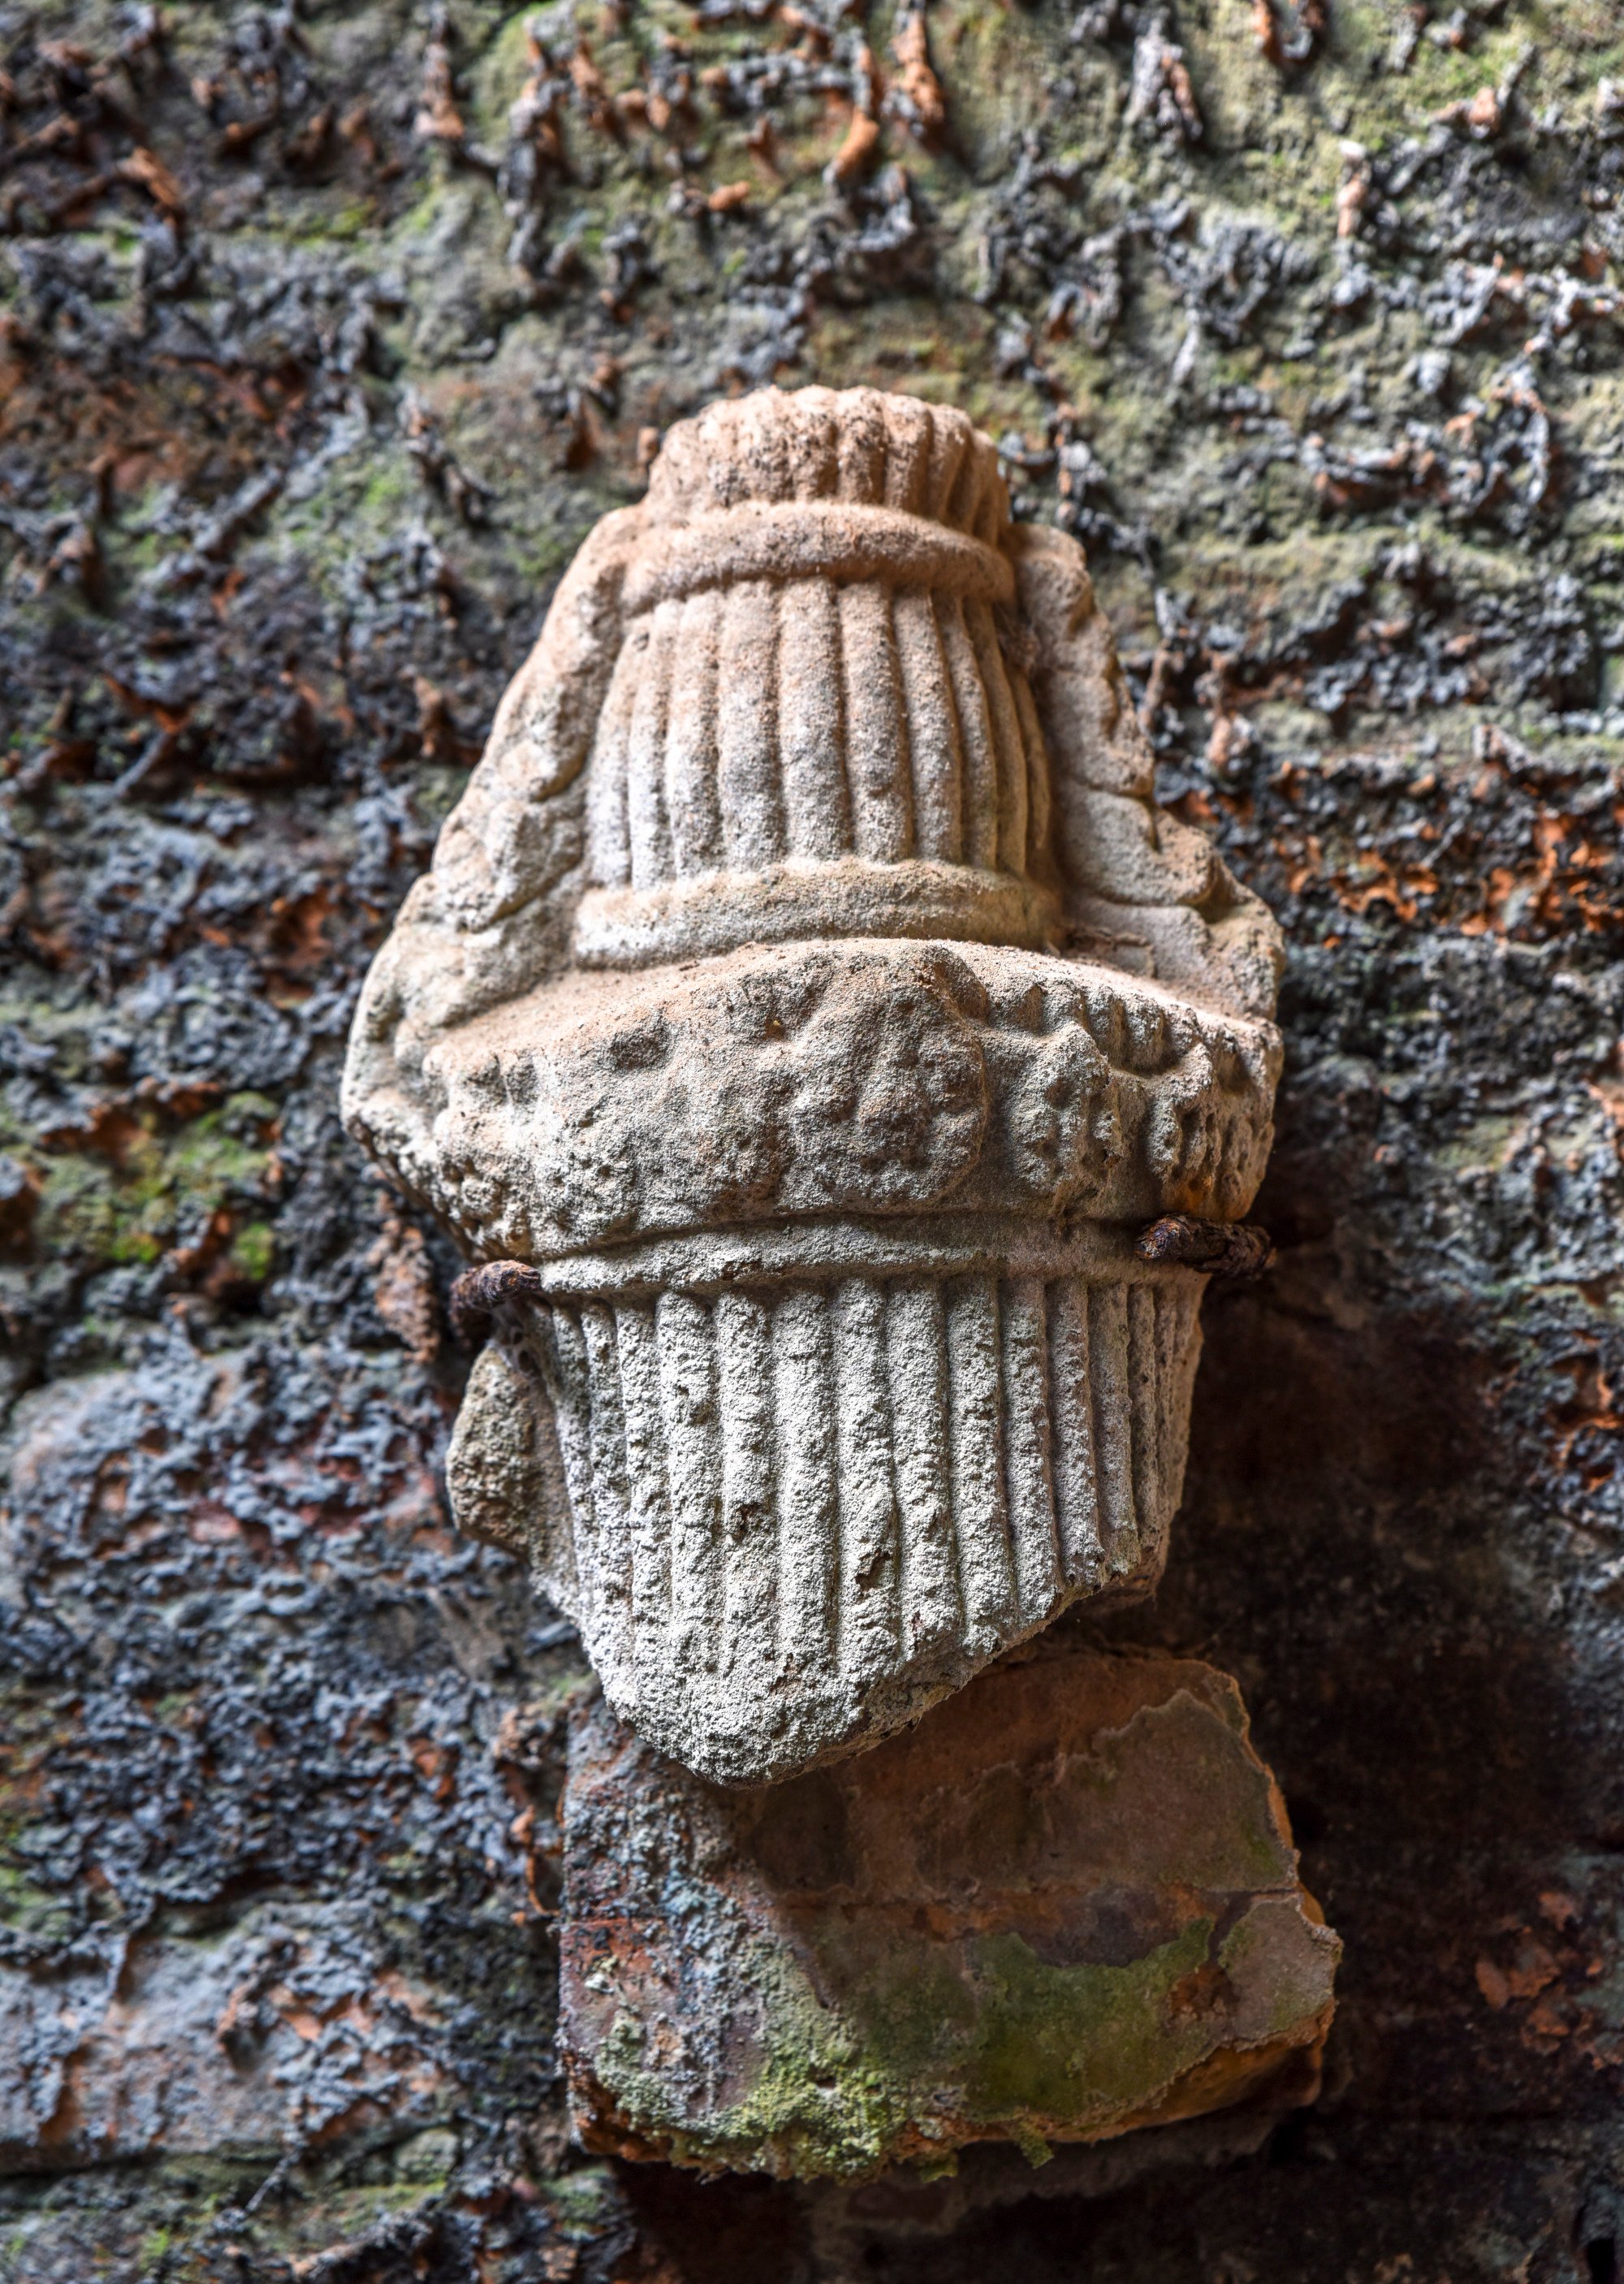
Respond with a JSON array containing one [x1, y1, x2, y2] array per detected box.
[[2, 0, 1623, 2276]]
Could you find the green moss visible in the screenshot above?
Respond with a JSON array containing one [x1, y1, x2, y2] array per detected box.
[[961, 1920, 1216, 2121], [0, 1857, 76, 1942], [592, 1932, 917, 2178], [594, 1905, 1282, 2179], [466, 10, 545, 145], [1010, 2122, 1055, 2169], [268, 450, 425, 599], [1437, 1114, 1522, 1176], [170, 1100, 275, 1187], [541, 2164, 616, 2238], [228, 1221, 276, 1283], [358, 458, 420, 520], [23, 1096, 279, 1278], [834, 1940, 979, 2079], [926, 0, 1053, 165], [35, 1154, 129, 1264], [238, 2178, 447, 2265]]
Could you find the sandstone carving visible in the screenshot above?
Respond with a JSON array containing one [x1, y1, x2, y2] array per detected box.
[[559, 1642, 1340, 2178], [343, 386, 1285, 1787]]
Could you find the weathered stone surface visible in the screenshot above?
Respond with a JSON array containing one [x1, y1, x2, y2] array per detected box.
[[559, 1641, 1338, 2179], [0, 1897, 454, 2171], [343, 387, 1284, 1787]]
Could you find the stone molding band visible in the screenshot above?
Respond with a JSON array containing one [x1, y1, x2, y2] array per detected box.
[[573, 856, 1062, 967], [621, 500, 1017, 614], [479, 1212, 1199, 1304]]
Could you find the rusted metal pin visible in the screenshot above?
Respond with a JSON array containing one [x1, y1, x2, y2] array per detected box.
[[448, 1257, 546, 1346], [1134, 1215, 1275, 1280]]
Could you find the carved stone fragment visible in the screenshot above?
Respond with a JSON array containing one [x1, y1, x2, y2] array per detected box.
[[343, 386, 1285, 1786], [558, 1642, 1340, 2178]]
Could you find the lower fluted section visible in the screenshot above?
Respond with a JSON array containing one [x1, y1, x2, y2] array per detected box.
[[524, 1266, 1203, 1786]]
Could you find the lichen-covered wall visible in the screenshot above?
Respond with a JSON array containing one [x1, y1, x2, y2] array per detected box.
[[2, 0, 1622, 2276]]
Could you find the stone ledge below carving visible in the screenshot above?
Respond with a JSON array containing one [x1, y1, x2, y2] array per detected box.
[[559, 1640, 1338, 2179]]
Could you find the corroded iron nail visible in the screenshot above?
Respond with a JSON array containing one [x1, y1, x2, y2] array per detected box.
[[448, 1258, 546, 1345], [1134, 1215, 1276, 1279]]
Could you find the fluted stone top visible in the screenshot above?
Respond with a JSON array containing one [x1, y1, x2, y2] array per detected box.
[[642, 387, 1011, 544], [576, 389, 1054, 967]]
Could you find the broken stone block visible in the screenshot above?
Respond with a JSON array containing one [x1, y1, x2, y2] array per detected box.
[[558, 1641, 1339, 2180]]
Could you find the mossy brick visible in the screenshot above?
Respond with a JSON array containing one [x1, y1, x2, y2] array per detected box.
[[559, 1643, 1338, 2181]]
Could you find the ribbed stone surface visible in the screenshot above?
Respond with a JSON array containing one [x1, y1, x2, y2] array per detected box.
[[507, 1266, 1203, 1785]]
